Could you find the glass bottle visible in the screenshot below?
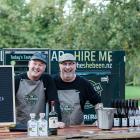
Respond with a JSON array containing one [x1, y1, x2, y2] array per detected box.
[[117, 99, 122, 127], [38, 113, 48, 136], [48, 101, 58, 135], [136, 100, 140, 131], [113, 99, 120, 127], [121, 100, 128, 127], [134, 100, 140, 127], [128, 99, 135, 131], [27, 113, 38, 136]]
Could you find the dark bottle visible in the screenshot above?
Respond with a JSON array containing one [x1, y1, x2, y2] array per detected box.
[[48, 101, 58, 135], [125, 100, 129, 126], [117, 99, 123, 127], [121, 100, 128, 127], [128, 99, 135, 127], [135, 100, 140, 126], [113, 99, 120, 127], [133, 100, 138, 127]]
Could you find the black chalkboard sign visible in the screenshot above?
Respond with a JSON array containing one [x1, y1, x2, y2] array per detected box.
[[0, 66, 16, 126], [3, 48, 49, 74]]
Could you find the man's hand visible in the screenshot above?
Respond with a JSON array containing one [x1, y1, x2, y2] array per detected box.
[[95, 103, 103, 110], [57, 122, 65, 128]]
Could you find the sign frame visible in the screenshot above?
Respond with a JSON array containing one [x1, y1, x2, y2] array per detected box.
[[0, 65, 16, 126]]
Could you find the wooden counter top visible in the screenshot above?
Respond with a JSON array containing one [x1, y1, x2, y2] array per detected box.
[[1, 125, 140, 140]]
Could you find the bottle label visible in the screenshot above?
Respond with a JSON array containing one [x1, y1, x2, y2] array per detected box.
[[129, 116, 135, 126], [114, 118, 120, 127], [38, 121, 48, 136], [28, 122, 38, 136], [135, 116, 140, 126], [122, 118, 128, 127], [49, 117, 58, 128]]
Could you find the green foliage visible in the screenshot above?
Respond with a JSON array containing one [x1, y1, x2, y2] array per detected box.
[[0, 0, 140, 85], [125, 86, 140, 99]]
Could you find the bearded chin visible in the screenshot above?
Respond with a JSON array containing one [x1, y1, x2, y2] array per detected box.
[[63, 73, 74, 80]]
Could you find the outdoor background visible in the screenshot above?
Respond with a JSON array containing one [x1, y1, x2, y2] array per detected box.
[[0, 0, 140, 98]]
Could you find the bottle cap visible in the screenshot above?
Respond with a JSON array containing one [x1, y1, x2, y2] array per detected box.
[[30, 113, 36, 118], [51, 101, 55, 105], [39, 113, 45, 118]]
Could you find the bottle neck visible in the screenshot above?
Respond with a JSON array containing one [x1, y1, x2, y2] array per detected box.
[[51, 101, 55, 112], [31, 117, 35, 120], [39, 117, 44, 120], [51, 105, 55, 112]]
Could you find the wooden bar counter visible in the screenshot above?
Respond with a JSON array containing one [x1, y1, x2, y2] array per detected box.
[[1, 125, 140, 140]]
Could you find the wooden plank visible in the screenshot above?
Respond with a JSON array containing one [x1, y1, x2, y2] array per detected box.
[[0, 126, 9, 132], [0, 125, 140, 139]]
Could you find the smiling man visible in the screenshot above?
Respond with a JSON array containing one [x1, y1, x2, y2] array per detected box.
[[15, 52, 61, 128], [53, 53, 102, 126]]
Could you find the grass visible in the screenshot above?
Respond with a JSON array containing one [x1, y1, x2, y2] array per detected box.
[[125, 86, 140, 100]]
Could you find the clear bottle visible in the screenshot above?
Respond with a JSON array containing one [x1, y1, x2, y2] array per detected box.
[[27, 113, 38, 136], [38, 113, 48, 136], [48, 101, 58, 135]]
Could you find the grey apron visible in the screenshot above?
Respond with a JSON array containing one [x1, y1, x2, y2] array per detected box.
[[58, 89, 83, 126], [16, 79, 45, 125]]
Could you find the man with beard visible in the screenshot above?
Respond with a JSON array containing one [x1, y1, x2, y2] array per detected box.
[[53, 53, 102, 126], [14, 52, 64, 130]]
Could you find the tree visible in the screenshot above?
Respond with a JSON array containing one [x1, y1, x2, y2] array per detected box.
[[0, 0, 140, 85]]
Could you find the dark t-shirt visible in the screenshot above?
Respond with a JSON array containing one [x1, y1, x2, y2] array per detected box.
[[53, 75, 101, 111]]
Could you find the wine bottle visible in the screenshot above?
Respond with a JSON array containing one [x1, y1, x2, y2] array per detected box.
[[121, 100, 128, 127], [133, 100, 139, 127], [135, 100, 140, 129], [128, 99, 135, 127], [125, 100, 129, 126], [48, 101, 58, 135], [117, 99, 123, 127], [112, 99, 120, 127]]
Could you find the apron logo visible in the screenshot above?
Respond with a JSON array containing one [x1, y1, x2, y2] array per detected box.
[[60, 103, 74, 114], [24, 93, 38, 105]]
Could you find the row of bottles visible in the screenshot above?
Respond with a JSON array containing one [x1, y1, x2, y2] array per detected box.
[[111, 99, 140, 127], [28, 113, 48, 136], [28, 101, 58, 136]]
